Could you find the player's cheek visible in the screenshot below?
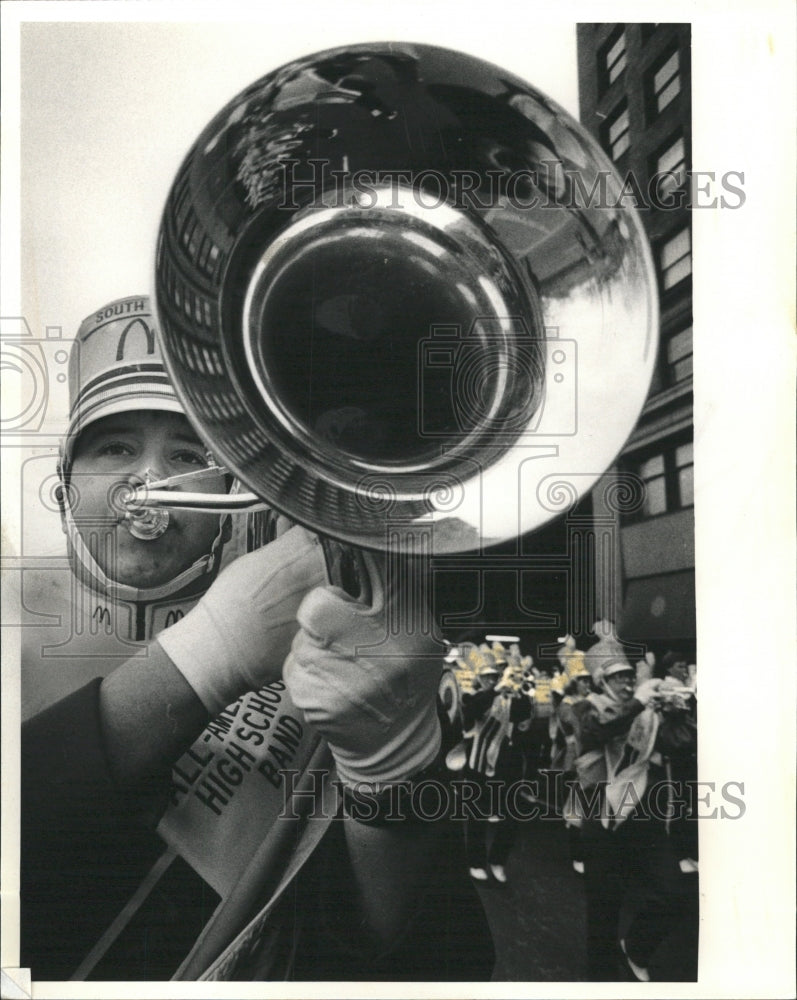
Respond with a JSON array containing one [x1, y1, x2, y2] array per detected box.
[[72, 486, 112, 521], [181, 511, 221, 550]]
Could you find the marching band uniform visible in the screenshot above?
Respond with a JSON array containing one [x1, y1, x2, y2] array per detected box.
[[454, 645, 532, 883], [567, 632, 693, 981], [21, 297, 493, 982]]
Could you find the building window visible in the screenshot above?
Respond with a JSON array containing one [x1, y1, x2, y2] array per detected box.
[[659, 227, 691, 290], [638, 454, 667, 516], [602, 103, 630, 161], [600, 29, 627, 89], [675, 442, 694, 508], [650, 49, 681, 114], [665, 324, 693, 384], [626, 438, 694, 520], [652, 134, 687, 199]]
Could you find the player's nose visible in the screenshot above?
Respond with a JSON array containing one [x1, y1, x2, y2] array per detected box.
[[125, 455, 167, 489], [137, 443, 170, 481]]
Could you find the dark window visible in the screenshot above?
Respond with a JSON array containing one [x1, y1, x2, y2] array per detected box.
[[606, 30, 627, 84], [659, 227, 691, 290], [651, 133, 687, 199], [602, 102, 631, 161], [599, 28, 627, 92], [665, 324, 693, 384], [638, 453, 667, 516], [675, 442, 694, 508], [625, 438, 694, 520], [649, 48, 681, 115]]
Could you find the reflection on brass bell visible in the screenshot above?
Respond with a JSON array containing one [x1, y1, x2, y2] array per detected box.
[[155, 42, 657, 554]]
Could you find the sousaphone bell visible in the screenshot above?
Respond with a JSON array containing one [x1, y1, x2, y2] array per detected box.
[[150, 42, 658, 555]]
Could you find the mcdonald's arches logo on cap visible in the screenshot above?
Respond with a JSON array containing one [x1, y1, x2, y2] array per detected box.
[[115, 317, 156, 361]]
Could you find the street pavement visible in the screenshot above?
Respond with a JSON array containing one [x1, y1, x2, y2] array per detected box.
[[473, 810, 699, 982], [475, 812, 588, 981]]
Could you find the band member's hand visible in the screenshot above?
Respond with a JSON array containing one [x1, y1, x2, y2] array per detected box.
[[284, 570, 442, 788], [157, 526, 327, 714], [634, 678, 663, 707]]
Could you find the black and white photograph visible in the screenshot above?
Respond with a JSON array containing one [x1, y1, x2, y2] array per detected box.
[[1, 2, 794, 997]]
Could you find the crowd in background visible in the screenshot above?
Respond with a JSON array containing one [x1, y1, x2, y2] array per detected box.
[[439, 623, 698, 982]]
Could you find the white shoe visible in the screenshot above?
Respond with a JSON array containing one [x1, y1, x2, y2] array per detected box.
[[469, 867, 489, 881], [487, 814, 501, 823], [445, 742, 467, 771], [620, 939, 650, 982], [679, 857, 699, 873], [489, 864, 507, 883], [572, 860, 585, 874]]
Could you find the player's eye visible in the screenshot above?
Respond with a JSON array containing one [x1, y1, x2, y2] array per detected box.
[[96, 441, 135, 458], [172, 448, 211, 467]]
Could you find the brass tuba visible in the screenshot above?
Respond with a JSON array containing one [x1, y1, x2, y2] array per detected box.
[[150, 42, 657, 555]]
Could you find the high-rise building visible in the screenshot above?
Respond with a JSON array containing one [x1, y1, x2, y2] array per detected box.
[[577, 23, 695, 656]]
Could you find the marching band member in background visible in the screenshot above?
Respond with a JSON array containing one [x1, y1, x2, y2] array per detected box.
[[550, 639, 594, 875], [567, 631, 663, 980], [522, 667, 555, 786], [569, 628, 697, 981], [452, 642, 532, 884], [657, 651, 699, 873]]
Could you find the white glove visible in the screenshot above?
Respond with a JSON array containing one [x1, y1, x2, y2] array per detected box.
[[283, 566, 442, 788], [634, 678, 663, 707], [157, 526, 327, 714]]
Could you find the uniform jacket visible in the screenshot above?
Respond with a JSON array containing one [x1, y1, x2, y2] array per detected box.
[[21, 680, 493, 982]]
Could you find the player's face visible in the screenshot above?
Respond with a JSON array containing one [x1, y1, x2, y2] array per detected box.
[[668, 661, 689, 683], [604, 670, 635, 702], [69, 411, 227, 587]]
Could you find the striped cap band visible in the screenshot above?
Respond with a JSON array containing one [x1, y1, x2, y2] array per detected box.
[[68, 362, 180, 431]]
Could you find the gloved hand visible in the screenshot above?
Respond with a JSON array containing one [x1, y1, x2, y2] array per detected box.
[[283, 561, 443, 788], [157, 526, 327, 715], [634, 677, 663, 707]]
